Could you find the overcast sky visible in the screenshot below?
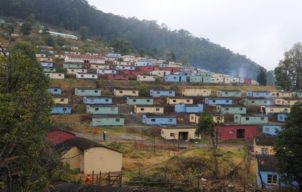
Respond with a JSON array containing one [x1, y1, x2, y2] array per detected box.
[[87, 0, 302, 70]]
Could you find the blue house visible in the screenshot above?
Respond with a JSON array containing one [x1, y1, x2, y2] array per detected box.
[[142, 115, 177, 126], [205, 98, 233, 105], [48, 87, 62, 95], [246, 91, 271, 98], [164, 74, 187, 83], [51, 105, 72, 115], [41, 62, 54, 68], [262, 125, 282, 136], [83, 97, 112, 105], [175, 104, 203, 113], [150, 89, 176, 97], [277, 113, 288, 122]]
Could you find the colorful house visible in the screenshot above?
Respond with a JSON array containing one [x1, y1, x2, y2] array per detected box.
[[189, 75, 212, 83], [136, 75, 156, 82], [150, 89, 176, 97], [216, 106, 246, 114], [45, 73, 65, 79], [181, 88, 211, 97], [217, 124, 257, 140], [113, 89, 139, 97], [41, 62, 54, 68], [104, 74, 129, 80], [66, 68, 87, 75], [96, 69, 117, 75], [76, 73, 98, 79], [51, 105, 72, 115], [205, 98, 233, 106], [189, 114, 225, 124], [48, 87, 62, 95], [253, 136, 276, 155], [274, 98, 300, 106], [246, 91, 271, 98], [150, 70, 171, 77], [63, 63, 83, 69], [261, 106, 291, 114], [91, 115, 124, 126], [43, 68, 56, 73], [234, 114, 268, 124], [126, 97, 154, 105], [166, 97, 194, 105], [216, 90, 242, 98], [90, 64, 110, 70], [161, 127, 200, 140], [47, 129, 76, 145], [83, 97, 112, 105], [271, 91, 293, 98], [175, 104, 203, 113], [134, 105, 164, 114], [142, 115, 177, 125], [86, 105, 118, 115], [53, 97, 69, 105], [75, 88, 101, 97], [262, 124, 282, 136], [243, 98, 272, 106], [164, 74, 187, 83], [116, 65, 135, 71]]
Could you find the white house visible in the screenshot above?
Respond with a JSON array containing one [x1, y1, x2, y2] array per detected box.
[[150, 70, 171, 77], [96, 69, 117, 75], [67, 69, 88, 75], [137, 75, 156, 82], [48, 31, 78, 40], [65, 54, 105, 64], [45, 73, 65, 79], [90, 64, 110, 70], [76, 73, 98, 80]]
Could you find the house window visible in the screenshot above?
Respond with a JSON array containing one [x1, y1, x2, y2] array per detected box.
[[116, 119, 120, 122], [246, 117, 250, 121], [261, 117, 265, 120], [267, 174, 278, 184], [240, 108, 243, 111], [146, 99, 150, 102], [252, 101, 255, 103], [81, 75, 84, 77], [63, 108, 67, 111], [168, 119, 173, 122], [264, 101, 267, 103], [105, 99, 109, 102], [140, 108, 145, 111], [59, 74, 62, 76], [95, 108, 99, 111], [60, 99, 64, 102], [95, 90, 98, 93], [213, 100, 216, 103], [133, 99, 136, 102], [170, 133, 175, 137], [186, 100, 190, 102], [173, 99, 176, 102], [151, 119, 156, 122], [226, 100, 230, 103], [157, 91, 160, 94], [119, 91, 123, 93], [156, 108, 160, 111], [132, 91, 136, 93], [226, 108, 229, 111]]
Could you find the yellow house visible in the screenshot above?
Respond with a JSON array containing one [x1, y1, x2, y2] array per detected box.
[[113, 89, 139, 97], [53, 97, 69, 105], [45, 73, 65, 79], [150, 70, 171, 77], [56, 137, 122, 175], [137, 75, 156, 82], [274, 98, 301, 106], [261, 106, 291, 114], [161, 127, 200, 140], [189, 114, 224, 124], [134, 105, 164, 114], [271, 92, 293, 98], [167, 97, 194, 105], [181, 88, 211, 97], [253, 136, 275, 155], [66, 68, 87, 75]]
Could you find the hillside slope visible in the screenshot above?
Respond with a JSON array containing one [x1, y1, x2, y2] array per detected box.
[[0, 0, 261, 78]]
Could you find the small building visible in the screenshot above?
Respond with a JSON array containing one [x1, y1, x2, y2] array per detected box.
[[142, 115, 177, 126], [86, 105, 118, 115], [166, 97, 194, 105], [253, 136, 276, 155], [234, 114, 268, 124], [175, 104, 203, 113], [53, 97, 69, 105], [96, 69, 117, 75], [262, 124, 282, 136], [91, 115, 125, 126], [189, 75, 212, 83], [45, 73, 65, 79], [134, 105, 164, 114], [47, 129, 76, 145], [63, 63, 83, 69], [104, 74, 129, 80], [43, 68, 56, 73], [51, 105, 72, 115], [261, 106, 291, 114], [205, 98, 233, 106], [164, 74, 187, 83], [161, 127, 200, 140], [83, 97, 112, 105], [217, 124, 257, 140], [66, 68, 87, 75], [137, 75, 156, 82], [76, 73, 98, 80], [216, 90, 242, 98], [65, 54, 105, 64], [90, 64, 110, 70], [246, 91, 271, 98], [113, 89, 139, 97], [75, 88, 101, 97], [189, 114, 225, 124], [277, 113, 288, 122], [271, 91, 293, 98], [181, 88, 211, 97], [150, 89, 176, 97], [216, 106, 246, 114], [243, 98, 272, 106], [126, 97, 154, 105], [274, 98, 300, 106], [150, 70, 171, 77], [48, 87, 62, 95], [41, 62, 54, 68], [56, 137, 122, 175], [116, 65, 135, 71], [49, 31, 78, 40]]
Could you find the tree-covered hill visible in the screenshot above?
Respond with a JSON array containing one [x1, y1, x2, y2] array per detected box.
[[0, 0, 261, 78]]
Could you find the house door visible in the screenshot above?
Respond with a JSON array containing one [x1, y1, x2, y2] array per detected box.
[[236, 129, 245, 139], [179, 132, 188, 140], [179, 77, 182, 82]]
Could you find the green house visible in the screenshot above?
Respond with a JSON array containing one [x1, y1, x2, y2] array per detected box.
[[216, 90, 242, 98], [217, 106, 246, 114], [234, 114, 268, 124], [91, 115, 125, 127], [86, 105, 118, 115], [189, 75, 212, 83], [43, 68, 56, 72], [63, 63, 83, 69], [127, 97, 154, 105], [75, 88, 101, 97], [243, 98, 272, 106]]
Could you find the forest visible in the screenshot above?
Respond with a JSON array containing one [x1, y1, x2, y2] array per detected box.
[[0, 0, 261, 78]]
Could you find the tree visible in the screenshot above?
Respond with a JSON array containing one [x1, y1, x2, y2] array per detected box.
[[110, 38, 132, 55], [0, 42, 61, 191], [20, 21, 32, 35], [257, 67, 267, 86], [275, 43, 302, 91], [275, 103, 302, 191], [79, 26, 90, 41], [266, 70, 275, 86]]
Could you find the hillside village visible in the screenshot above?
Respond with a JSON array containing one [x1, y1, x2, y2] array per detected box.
[[1, 17, 302, 191]]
